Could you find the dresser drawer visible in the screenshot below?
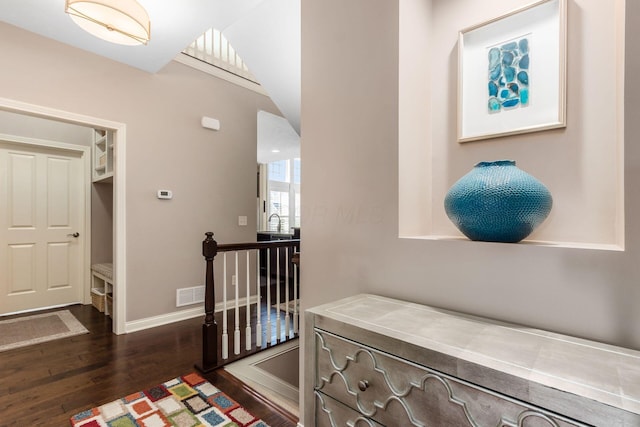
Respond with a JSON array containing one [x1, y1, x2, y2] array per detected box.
[[314, 329, 590, 427], [315, 391, 383, 427]]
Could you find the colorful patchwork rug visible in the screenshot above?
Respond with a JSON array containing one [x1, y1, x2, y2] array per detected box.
[[69, 373, 269, 427]]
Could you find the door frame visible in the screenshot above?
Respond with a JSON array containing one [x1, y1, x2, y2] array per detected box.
[[0, 97, 127, 335], [0, 134, 91, 311]]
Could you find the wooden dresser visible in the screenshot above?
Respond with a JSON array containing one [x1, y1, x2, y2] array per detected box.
[[304, 294, 640, 427]]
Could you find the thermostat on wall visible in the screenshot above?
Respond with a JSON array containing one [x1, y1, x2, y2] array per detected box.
[[157, 190, 173, 200]]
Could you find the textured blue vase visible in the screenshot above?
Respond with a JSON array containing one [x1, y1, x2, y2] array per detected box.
[[444, 160, 552, 243]]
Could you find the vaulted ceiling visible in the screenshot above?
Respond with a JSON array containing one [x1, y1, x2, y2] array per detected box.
[[0, 0, 300, 134]]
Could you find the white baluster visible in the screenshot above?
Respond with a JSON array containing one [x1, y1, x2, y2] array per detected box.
[[222, 253, 228, 360], [293, 261, 298, 334], [199, 34, 206, 61], [229, 44, 236, 68], [285, 246, 290, 339], [206, 28, 213, 61], [213, 29, 220, 62], [203, 29, 209, 62], [265, 248, 271, 347], [276, 247, 281, 342], [245, 251, 252, 351], [234, 252, 240, 355], [256, 248, 262, 348]]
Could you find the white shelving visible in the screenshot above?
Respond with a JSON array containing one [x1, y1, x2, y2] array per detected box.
[[92, 129, 113, 182], [91, 264, 113, 317], [91, 128, 114, 316]]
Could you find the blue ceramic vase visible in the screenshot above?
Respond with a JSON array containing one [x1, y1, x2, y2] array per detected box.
[[444, 160, 552, 243]]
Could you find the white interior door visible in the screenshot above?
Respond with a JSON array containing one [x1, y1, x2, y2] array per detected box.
[[0, 140, 85, 314]]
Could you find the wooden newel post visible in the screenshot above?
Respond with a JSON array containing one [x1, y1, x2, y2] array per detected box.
[[197, 232, 218, 372]]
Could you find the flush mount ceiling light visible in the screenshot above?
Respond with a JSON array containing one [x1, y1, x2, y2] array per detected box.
[[65, 0, 151, 46]]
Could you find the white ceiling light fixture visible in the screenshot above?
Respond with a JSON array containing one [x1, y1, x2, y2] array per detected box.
[[65, 0, 151, 46]]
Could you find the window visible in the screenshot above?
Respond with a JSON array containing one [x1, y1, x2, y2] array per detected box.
[[266, 158, 300, 232], [268, 160, 288, 182]]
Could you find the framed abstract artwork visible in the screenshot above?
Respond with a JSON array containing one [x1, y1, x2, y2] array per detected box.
[[457, 0, 567, 143]]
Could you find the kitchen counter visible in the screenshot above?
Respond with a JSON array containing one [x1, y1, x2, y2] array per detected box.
[[256, 231, 299, 278], [257, 231, 294, 240]]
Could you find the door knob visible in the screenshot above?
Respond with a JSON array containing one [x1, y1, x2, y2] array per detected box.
[[67, 232, 80, 238], [358, 380, 370, 392]]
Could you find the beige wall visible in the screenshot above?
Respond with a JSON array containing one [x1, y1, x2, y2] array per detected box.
[[0, 22, 281, 321], [0, 110, 93, 145], [301, 0, 640, 411], [91, 182, 113, 264], [400, 0, 624, 248]]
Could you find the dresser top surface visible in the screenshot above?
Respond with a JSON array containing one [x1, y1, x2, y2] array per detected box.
[[307, 294, 640, 415]]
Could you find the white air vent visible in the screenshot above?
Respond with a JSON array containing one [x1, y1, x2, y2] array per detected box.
[[176, 285, 205, 307]]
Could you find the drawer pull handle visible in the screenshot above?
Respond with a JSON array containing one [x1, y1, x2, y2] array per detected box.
[[358, 380, 370, 392]]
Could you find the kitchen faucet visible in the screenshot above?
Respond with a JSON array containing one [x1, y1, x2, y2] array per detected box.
[[268, 213, 282, 232]]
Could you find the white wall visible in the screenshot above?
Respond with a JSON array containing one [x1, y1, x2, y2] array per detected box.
[[301, 0, 640, 413], [0, 22, 282, 321], [224, 0, 302, 134]]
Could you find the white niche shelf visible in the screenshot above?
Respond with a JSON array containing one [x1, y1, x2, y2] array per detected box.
[[398, 0, 625, 251]]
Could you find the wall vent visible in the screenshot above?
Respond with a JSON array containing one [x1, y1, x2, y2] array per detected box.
[[176, 285, 205, 307]]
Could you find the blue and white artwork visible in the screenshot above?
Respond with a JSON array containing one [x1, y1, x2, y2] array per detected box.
[[487, 36, 530, 113]]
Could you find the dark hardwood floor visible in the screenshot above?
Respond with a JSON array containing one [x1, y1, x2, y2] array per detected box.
[[0, 304, 299, 427]]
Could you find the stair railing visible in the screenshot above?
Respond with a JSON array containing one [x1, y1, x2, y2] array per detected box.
[[183, 28, 257, 83], [196, 232, 300, 373]]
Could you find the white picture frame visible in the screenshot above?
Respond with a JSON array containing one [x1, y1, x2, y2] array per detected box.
[[457, 0, 567, 143]]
